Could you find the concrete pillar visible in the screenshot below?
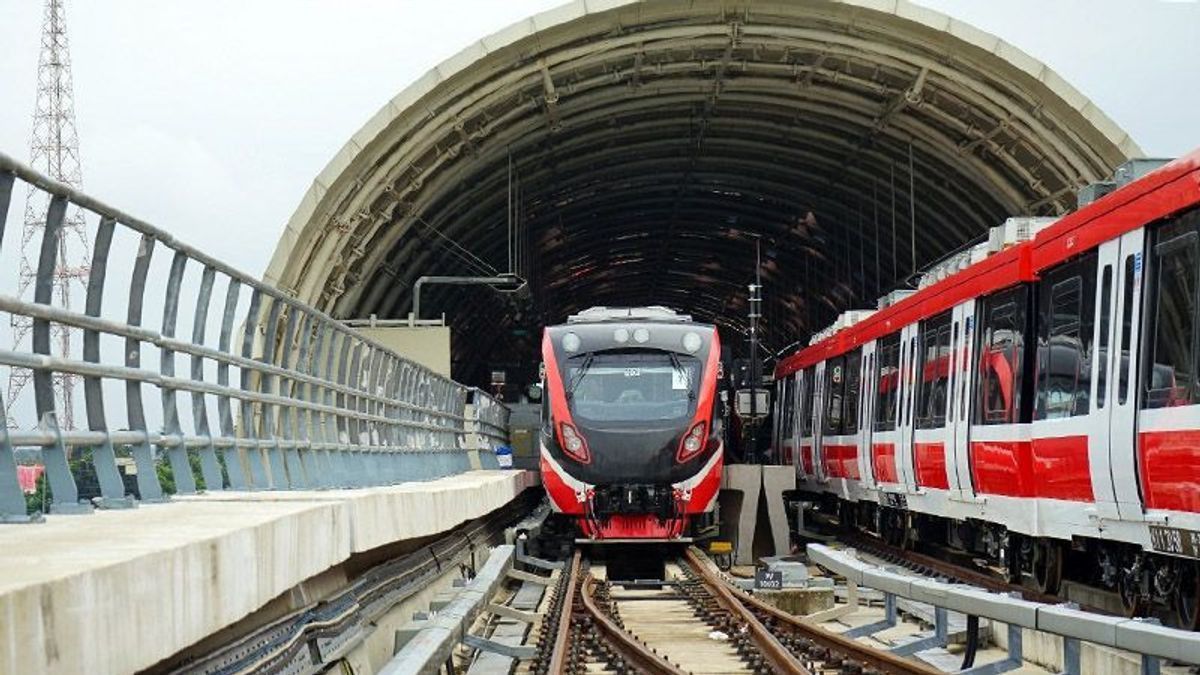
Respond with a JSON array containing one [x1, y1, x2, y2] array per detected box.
[[719, 464, 796, 566]]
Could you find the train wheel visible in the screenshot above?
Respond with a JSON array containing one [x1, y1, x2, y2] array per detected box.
[[899, 512, 915, 551], [1118, 553, 1148, 617], [1174, 561, 1200, 630], [1003, 535, 1022, 584], [1031, 539, 1062, 595]]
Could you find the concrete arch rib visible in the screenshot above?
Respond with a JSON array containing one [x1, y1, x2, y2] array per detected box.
[[266, 0, 1139, 387]]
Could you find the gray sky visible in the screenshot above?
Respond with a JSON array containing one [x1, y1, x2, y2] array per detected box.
[[0, 0, 1197, 280]]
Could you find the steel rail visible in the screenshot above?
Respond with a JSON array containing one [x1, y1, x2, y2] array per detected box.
[[546, 550, 581, 675], [576, 571, 690, 675], [683, 548, 812, 675], [693, 547, 943, 675]]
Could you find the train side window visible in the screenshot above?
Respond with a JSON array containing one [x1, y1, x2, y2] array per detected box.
[[783, 375, 799, 439], [907, 335, 918, 426], [1098, 265, 1113, 408], [1144, 213, 1200, 409], [801, 367, 816, 436], [1119, 255, 1136, 405], [916, 313, 952, 429], [1035, 253, 1098, 420], [874, 334, 901, 431], [844, 350, 862, 435], [974, 287, 1028, 425], [824, 357, 846, 435]]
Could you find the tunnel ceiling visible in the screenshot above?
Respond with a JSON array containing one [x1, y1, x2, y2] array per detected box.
[[265, 0, 1139, 387]]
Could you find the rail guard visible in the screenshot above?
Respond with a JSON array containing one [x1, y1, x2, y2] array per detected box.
[[807, 543, 1199, 674], [0, 150, 507, 521]]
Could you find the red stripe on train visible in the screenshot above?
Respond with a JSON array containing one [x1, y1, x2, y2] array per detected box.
[[801, 444, 814, 475], [1139, 430, 1200, 513], [1030, 435, 1094, 501], [823, 444, 859, 479], [540, 454, 585, 515], [914, 442, 949, 489], [970, 439, 1035, 497], [684, 452, 724, 514], [872, 443, 898, 484]]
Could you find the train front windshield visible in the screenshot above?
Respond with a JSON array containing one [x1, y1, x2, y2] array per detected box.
[[565, 351, 699, 423]]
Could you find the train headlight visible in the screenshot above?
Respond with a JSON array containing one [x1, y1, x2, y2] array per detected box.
[[682, 331, 702, 353], [633, 327, 650, 343], [676, 420, 708, 462], [613, 328, 629, 343], [558, 422, 590, 463], [562, 332, 581, 352]]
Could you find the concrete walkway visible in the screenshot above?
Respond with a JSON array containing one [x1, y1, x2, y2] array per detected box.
[[0, 470, 538, 675]]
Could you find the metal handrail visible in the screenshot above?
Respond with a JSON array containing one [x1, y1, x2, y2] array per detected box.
[[0, 151, 506, 521]]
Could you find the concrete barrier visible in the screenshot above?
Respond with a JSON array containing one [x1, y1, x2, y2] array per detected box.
[[0, 470, 538, 675]]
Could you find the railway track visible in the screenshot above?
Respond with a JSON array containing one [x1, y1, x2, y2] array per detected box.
[[534, 548, 941, 675]]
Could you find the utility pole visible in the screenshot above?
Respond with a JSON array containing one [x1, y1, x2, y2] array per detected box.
[[7, 0, 91, 430], [747, 239, 762, 462]]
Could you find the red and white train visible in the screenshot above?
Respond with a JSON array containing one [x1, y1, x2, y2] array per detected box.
[[773, 150, 1200, 625], [540, 307, 723, 544]]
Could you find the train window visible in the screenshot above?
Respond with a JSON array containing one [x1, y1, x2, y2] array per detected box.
[[916, 313, 952, 429], [1144, 213, 1200, 409], [783, 375, 799, 439], [907, 335, 918, 426], [875, 334, 901, 431], [974, 287, 1028, 425], [1035, 252, 1097, 420], [802, 367, 816, 436], [844, 350, 862, 435], [1098, 265, 1114, 408], [824, 357, 846, 435], [1119, 254, 1136, 405]]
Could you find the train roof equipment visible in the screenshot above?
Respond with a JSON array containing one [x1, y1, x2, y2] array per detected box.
[[566, 306, 693, 324]]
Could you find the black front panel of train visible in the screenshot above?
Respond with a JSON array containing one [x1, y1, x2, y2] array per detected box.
[[566, 349, 706, 484]]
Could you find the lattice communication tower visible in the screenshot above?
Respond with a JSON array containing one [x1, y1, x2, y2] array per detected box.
[[6, 0, 91, 430]]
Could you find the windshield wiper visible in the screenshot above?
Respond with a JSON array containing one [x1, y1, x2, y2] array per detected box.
[[565, 353, 595, 399], [668, 352, 695, 400]]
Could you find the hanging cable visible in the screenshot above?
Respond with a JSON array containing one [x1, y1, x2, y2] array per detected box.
[[890, 161, 897, 284], [908, 140, 917, 276], [413, 215, 499, 277]]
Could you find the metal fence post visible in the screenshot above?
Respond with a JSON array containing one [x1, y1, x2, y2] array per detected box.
[[83, 217, 135, 508], [238, 289, 270, 488], [160, 250, 196, 494], [216, 278, 247, 489], [190, 265, 225, 491], [32, 196, 88, 513], [125, 234, 165, 502]]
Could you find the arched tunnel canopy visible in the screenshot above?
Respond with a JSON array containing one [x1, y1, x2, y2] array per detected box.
[[265, 0, 1139, 389]]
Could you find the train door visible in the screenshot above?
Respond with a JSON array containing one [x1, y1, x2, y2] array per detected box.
[[1107, 230, 1147, 519], [1085, 237, 1133, 521], [774, 375, 791, 465], [872, 334, 903, 488], [895, 323, 920, 492], [1133, 209, 1200, 519], [913, 311, 953, 491], [949, 300, 978, 499], [798, 366, 817, 480], [811, 360, 828, 482], [858, 341, 878, 487], [1030, 250, 1099, 507], [784, 370, 802, 470]]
